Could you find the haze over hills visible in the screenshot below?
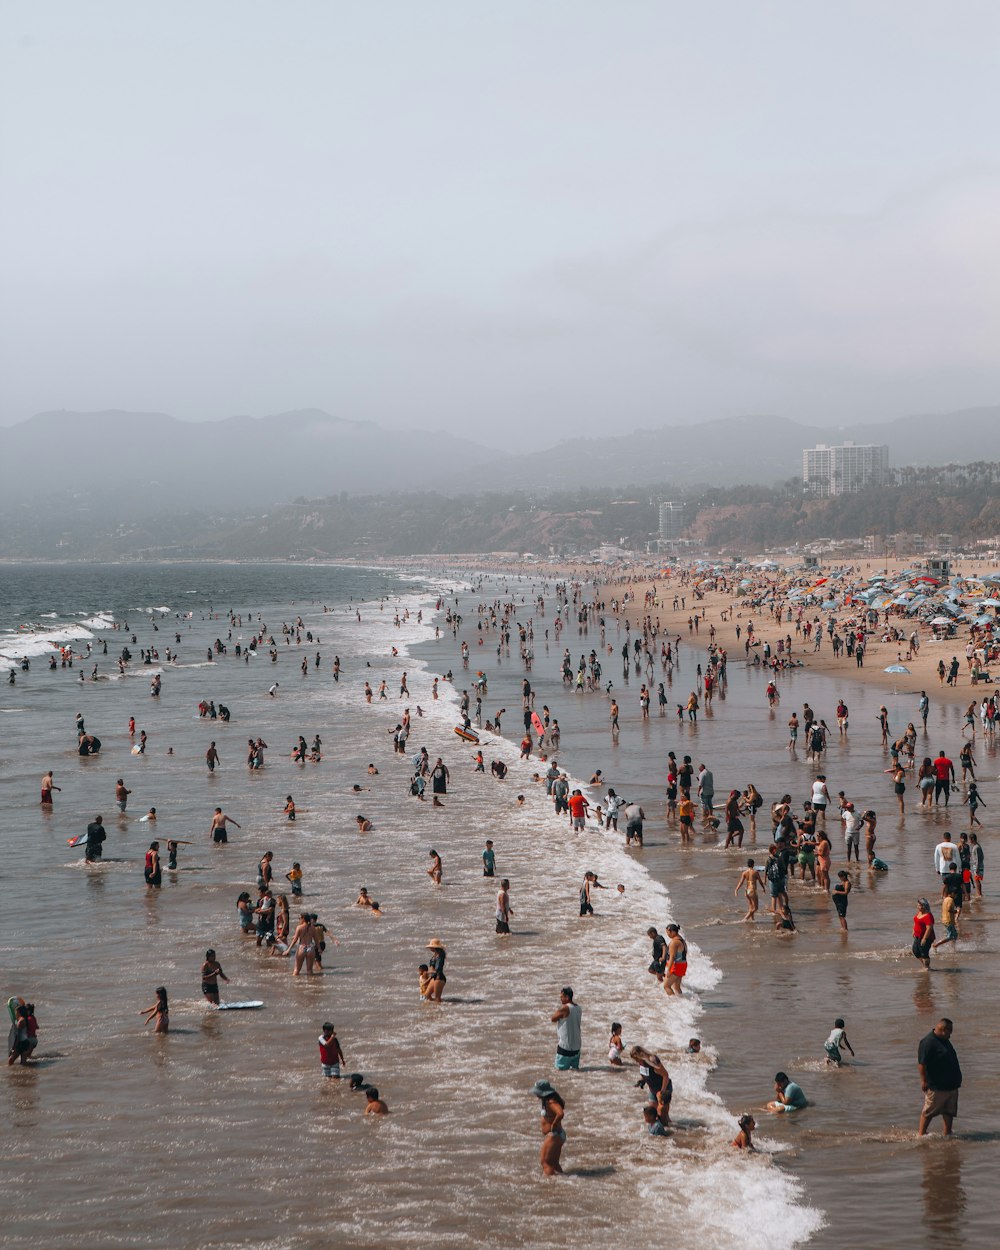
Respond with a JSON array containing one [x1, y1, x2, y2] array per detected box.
[[0, 408, 498, 516], [3, 406, 999, 533], [482, 406, 1000, 491]]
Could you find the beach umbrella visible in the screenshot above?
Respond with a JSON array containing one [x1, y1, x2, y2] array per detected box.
[[930, 617, 953, 626], [884, 664, 911, 674]]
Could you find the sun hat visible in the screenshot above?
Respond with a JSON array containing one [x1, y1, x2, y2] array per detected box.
[[530, 1079, 557, 1098], [426, 937, 445, 950]]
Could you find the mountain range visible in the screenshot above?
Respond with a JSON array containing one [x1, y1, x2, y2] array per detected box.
[[2, 404, 997, 524]]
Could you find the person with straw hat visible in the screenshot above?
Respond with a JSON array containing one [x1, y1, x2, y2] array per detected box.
[[425, 938, 446, 1001], [530, 1079, 566, 1176]]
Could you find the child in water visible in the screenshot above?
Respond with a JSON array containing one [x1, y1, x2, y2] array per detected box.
[[732, 1113, 757, 1150], [140, 987, 169, 1034], [824, 1017, 855, 1067], [608, 1022, 624, 1066], [418, 964, 433, 999]]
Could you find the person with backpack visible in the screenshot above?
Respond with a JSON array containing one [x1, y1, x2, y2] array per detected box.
[[765, 844, 788, 915]]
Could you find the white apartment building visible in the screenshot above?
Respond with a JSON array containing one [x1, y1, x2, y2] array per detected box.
[[803, 442, 889, 497]]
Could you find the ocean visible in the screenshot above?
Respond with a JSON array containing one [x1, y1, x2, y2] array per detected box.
[[1, 562, 993, 1249]]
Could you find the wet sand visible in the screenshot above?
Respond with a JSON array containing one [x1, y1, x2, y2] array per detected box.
[[417, 569, 998, 1249]]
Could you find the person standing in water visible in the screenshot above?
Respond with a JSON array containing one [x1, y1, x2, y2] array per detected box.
[[209, 808, 241, 845], [552, 987, 582, 1070], [734, 860, 763, 921], [200, 950, 229, 1004], [40, 771, 61, 805], [664, 925, 688, 995], [917, 1018, 962, 1137], [140, 987, 169, 1033], [495, 879, 512, 936], [84, 815, 107, 863], [531, 1079, 566, 1176], [144, 842, 162, 889]]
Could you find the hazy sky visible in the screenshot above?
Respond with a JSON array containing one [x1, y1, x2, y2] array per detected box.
[[2, 1, 999, 448]]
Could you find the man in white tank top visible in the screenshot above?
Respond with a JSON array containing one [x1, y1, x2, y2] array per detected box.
[[552, 987, 582, 1070]]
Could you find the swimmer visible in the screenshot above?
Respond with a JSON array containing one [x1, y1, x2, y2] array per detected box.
[[356, 887, 373, 907], [356, 815, 373, 832], [364, 1087, 389, 1115], [732, 1114, 757, 1150]]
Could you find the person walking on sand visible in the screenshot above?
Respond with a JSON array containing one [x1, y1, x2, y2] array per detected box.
[[531, 1079, 566, 1176], [552, 987, 582, 1070], [917, 1018, 962, 1137]]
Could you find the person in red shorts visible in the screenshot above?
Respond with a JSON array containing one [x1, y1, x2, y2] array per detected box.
[[665, 924, 688, 996]]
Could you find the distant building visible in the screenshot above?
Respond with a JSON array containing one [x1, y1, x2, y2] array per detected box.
[[802, 442, 889, 497], [658, 501, 686, 541]]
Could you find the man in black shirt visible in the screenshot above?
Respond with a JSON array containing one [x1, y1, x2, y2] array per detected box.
[[85, 815, 107, 862], [646, 927, 666, 982], [918, 1018, 962, 1136]]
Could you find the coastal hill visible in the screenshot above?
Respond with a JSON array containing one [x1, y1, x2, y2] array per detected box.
[[0, 408, 498, 515], [480, 406, 1000, 491], [6, 405, 998, 522]]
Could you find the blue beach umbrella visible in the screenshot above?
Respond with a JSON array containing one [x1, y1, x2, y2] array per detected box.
[[884, 664, 911, 674]]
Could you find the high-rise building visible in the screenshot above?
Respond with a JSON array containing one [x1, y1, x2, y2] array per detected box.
[[658, 501, 686, 541], [802, 442, 889, 497]]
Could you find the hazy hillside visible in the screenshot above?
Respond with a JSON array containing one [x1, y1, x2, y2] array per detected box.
[[478, 407, 1000, 491], [0, 408, 497, 517]]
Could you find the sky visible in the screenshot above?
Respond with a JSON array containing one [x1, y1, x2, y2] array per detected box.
[[2, 1, 999, 450]]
